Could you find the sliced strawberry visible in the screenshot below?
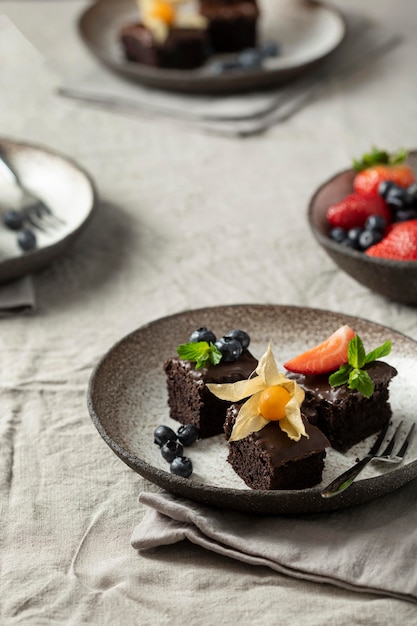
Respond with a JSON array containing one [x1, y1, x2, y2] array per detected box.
[[284, 325, 356, 375], [354, 164, 415, 197], [326, 193, 391, 230], [365, 219, 417, 261]]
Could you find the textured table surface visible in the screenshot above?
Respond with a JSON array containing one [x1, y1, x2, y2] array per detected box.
[[1, 1, 417, 624]]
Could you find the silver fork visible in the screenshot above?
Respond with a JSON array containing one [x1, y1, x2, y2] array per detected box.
[[321, 421, 416, 498], [21, 202, 65, 232], [0, 151, 64, 232]]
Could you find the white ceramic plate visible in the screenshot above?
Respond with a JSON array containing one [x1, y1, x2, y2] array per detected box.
[[0, 138, 97, 283], [78, 0, 346, 94], [87, 304, 417, 515]]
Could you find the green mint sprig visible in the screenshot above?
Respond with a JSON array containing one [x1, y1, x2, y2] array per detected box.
[[353, 147, 407, 172], [177, 341, 222, 370], [328, 335, 392, 398]]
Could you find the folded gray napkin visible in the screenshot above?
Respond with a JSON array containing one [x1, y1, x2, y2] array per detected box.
[[132, 481, 417, 604], [59, 12, 400, 137], [0, 275, 36, 316]]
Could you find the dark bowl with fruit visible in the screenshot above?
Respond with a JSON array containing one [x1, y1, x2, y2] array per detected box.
[[308, 149, 417, 305]]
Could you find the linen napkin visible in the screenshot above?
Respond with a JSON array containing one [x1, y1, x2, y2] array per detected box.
[[59, 12, 400, 137], [132, 480, 417, 604], [0, 276, 35, 316]]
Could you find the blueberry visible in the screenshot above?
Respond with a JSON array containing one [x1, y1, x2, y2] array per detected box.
[[386, 187, 409, 210], [177, 424, 199, 446], [407, 183, 417, 196], [358, 229, 383, 250], [214, 336, 243, 362], [189, 327, 216, 343], [153, 425, 177, 447], [170, 456, 193, 478], [161, 440, 183, 462], [3, 209, 24, 230], [341, 238, 357, 249], [364, 215, 387, 232], [260, 41, 280, 58], [329, 226, 347, 243], [393, 208, 417, 222], [237, 48, 263, 70], [224, 329, 250, 350], [210, 60, 239, 75], [17, 228, 37, 251], [347, 227, 363, 249], [378, 180, 398, 199], [406, 184, 417, 209]]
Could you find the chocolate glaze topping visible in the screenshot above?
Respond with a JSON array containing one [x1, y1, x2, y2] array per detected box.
[[226, 405, 329, 464], [287, 361, 397, 403], [174, 349, 258, 384], [252, 418, 330, 465]]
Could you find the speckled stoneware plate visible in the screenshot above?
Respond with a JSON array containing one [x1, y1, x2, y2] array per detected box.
[[87, 304, 417, 515], [308, 151, 417, 305], [78, 0, 346, 94], [0, 138, 97, 284]]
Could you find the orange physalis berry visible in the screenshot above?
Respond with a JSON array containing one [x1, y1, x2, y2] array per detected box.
[[258, 386, 291, 421], [149, 1, 175, 24]]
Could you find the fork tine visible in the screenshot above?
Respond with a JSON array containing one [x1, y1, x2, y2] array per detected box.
[[22, 202, 65, 231], [395, 423, 416, 459], [379, 420, 403, 457], [24, 212, 50, 233], [321, 421, 411, 498]]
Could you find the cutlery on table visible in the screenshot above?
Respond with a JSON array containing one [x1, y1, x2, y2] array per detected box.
[[0, 151, 64, 233], [321, 421, 416, 498]]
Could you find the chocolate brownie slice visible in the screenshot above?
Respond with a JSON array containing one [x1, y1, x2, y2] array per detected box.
[[120, 23, 209, 69], [199, 0, 259, 53], [288, 361, 397, 453], [163, 350, 258, 438], [224, 405, 330, 490]]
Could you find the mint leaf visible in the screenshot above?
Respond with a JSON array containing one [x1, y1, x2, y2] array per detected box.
[[365, 340, 392, 364], [348, 335, 366, 369], [208, 343, 222, 366], [329, 363, 352, 387], [329, 334, 392, 398], [349, 368, 374, 398], [177, 341, 222, 370]]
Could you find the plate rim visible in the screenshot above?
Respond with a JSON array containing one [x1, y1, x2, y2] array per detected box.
[[77, 0, 347, 94], [0, 136, 98, 283], [87, 303, 417, 515]]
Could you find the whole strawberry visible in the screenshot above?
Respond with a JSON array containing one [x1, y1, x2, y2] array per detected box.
[[353, 147, 415, 197], [326, 192, 391, 230], [366, 219, 417, 261]]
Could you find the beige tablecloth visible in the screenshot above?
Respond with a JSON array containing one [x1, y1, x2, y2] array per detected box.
[[1, 1, 417, 625]]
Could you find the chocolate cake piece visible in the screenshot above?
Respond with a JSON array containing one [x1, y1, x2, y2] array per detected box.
[[199, 0, 259, 53], [120, 23, 209, 69], [224, 405, 330, 490], [288, 361, 397, 453], [163, 350, 258, 438]]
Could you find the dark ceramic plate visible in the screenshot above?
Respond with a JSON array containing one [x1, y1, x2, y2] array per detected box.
[[0, 138, 97, 284], [308, 151, 417, 305], [87, 304, 417, 515], [78, 0, 346, 94]]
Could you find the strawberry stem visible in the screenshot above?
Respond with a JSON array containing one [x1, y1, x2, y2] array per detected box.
[[353, 147, 408, 172]]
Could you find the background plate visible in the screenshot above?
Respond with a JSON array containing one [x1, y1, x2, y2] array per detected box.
[[87, 304, 417, 515], [0, 138, 97, 284], [78, 0, 346, 94]]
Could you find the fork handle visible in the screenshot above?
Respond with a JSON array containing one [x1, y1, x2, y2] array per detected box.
[[321, 455, 374, 498]]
